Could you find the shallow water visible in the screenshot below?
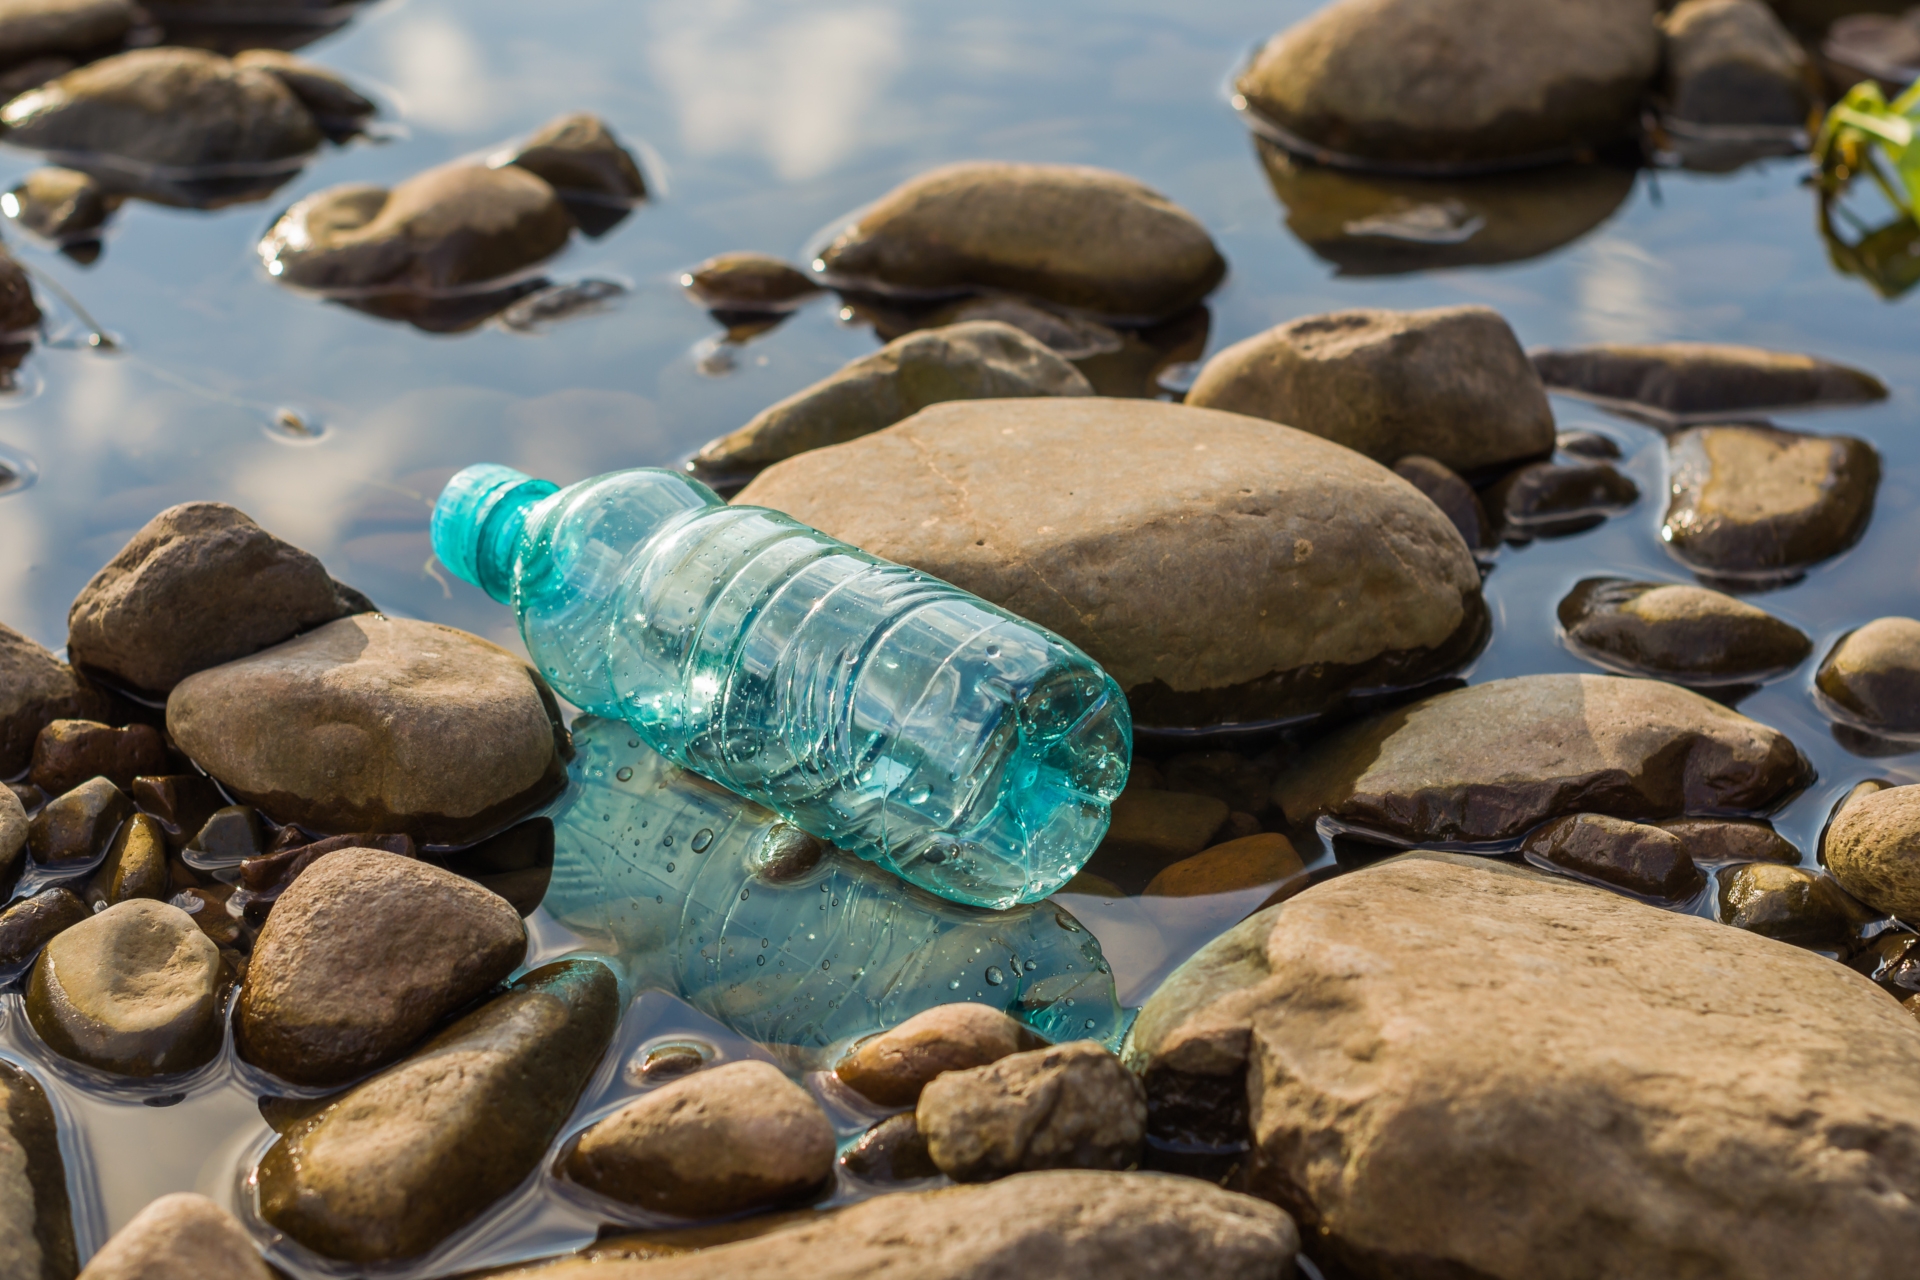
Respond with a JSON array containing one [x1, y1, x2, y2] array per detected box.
[[1, 0, 1918, 1270]]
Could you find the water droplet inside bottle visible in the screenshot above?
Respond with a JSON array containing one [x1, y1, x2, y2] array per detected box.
[[821, 960, 831, 972], [627, 739, 640, 749], [1084, 1019, 1096, 1030], [663, 834, 673, 847], [756, 955, 766, 966], [905, 786, 930, 805], [615, 766, 633, 782], [949, 979, 961, 989], [1025, 960, 1041, 972], [985, 966, 1005, 986], [985, 644, 1000, 657], [692, 828, 713, 852], [665, 862, 675, 873]]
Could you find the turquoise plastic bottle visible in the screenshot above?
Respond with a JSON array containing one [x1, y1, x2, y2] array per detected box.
[[432, 463, 1131, 909], [543, 717, 1128, 1051]]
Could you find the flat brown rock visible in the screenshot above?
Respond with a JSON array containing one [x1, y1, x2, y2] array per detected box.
[[1531, 342, 1886, 421], [838, 1003, 1045, 1107], [1559, 578, 1811, 684], [1125, 852, 1920, 1279], [738, 398, 1484, 730], [1272, 674, 1807, 845]]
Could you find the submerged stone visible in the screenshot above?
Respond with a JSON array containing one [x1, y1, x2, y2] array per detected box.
[[1272, 674, 1807, 846], [1662, 425, 1879, 582], [27, 899, 223, 1076], [1143, 834, 1306, 900], [1486, 460, 1638, 537], [837, 1003, 1046, 1108], [167, 615, 568, 845], [692, 321, 1091, 473], [1824, 785, 1920, 924], [1236, 0, 1659, 170], [1530, 342, 1887, 420], [682, 251, 820, 312], [561, 1060, 836, 1217], [1717, 862, 1875, 948], [0, 1057, 76, 1280], [1185, 306, 1554, 474], [842, 1112, 938, 1183], [500, 111, 646, 204], [814, 161, 1225, 320], [66, 501, 369, 697], [1817, 618, 1920, 735], [1093, 787, 1230, 881], [917, 1041, 1146, 1183], [737, 399, 1486, 731], [1123, 853, 1920, 1279], [256, 959, 620, 1263], [1660, 0, 1811, 128], [1558, 578, 1812, 684], [5, 167, 111, 241], [1519, 812, 1705, 901]]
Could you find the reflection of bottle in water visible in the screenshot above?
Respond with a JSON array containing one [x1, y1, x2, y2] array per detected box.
[[542, 717, 1128, 1051], [431, 463, 1131, 910]]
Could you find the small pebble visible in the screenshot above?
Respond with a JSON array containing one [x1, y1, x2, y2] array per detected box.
[[28, 776, 132, 866]]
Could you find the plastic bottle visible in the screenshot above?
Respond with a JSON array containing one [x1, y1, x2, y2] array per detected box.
[[543, 716, 1129, 1051], [432, 463, 1131, 909]]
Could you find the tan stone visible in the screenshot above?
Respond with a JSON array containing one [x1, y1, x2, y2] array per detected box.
[[1185, 306, 1553, 473], [1125, 852, 1920, 1279], [0, 0, 131, 64], [1826, 785, 1920, 923], [1663, 425, 1879, 581], [1143, 835, 1305, 899], [1559, 578, 1811, 684], [837, 1003, 1044, 1107], [76, 1193, 270, 1280], [737, 398, 1483, 730], [1818, 617, 1920, 734], [0, 622, 106, 775], [917, 1041, 1145, 1182]]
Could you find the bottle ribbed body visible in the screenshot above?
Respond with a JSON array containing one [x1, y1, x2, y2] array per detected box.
[[439, 464, 1130, 909], [543, 717, 1127, 1051]]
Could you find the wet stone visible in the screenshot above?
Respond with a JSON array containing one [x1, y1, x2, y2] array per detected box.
[[182, 806, 262, 869], [75, 1192, 272, 1280], [1236, 0, 1658, 169], [66, 502, 369, 697], [562, 1059, 836, 1218], [1718, 863, 1875, 949], [1487, 460, 1638, 538], [1091, 787, 1230, 892], [1818, 618, 1920, 735], [228, 50, 375, 133], [1824, 785, 1920, 924], [0, 0, 130, 65], [1520, 813, 1705, 901], [27, 898, 223, 1076], [259, 163, 574, 295], [737, 398, 1487, 732], [0, 55, 69, 103], [0, 1057, 77, 1280], [28, 719, 167, 796], [1144, 834, 1307, 901], [501, 111, 646, 205], [87, 812, 167, 908], [169, 886, 240, 950], [0, 243, 38, 334], [842, 1112, 938, 1182], [238, 848, 528, 1088], [0, 888, 87, 970], [692, 321, 1092, 474], [1532, 343, 1887, 421], [1661, 0, 1811, 128], [815, 161, 1225, 321], [837, 1002, 1046, 1108], [1124, 852, 1920, 1278], [917, 1040, 1146, 1182], [256, 959, 620, 1263], [1273, 674, 1808, 846], [28, 776, 131, 867], [1663, 425, 1880, 583], [1558, 578, 1812, 684], [0, 786, 24, 896], [1185, 306, 1555, 474], [0, 621, 108, 776], [447, 818, 553, 916], [166, 614, 568, 845], [1850, 931, 1920, 1000], [132, 775, 225, 851], [903, 294, 1125, 362], [1161, 752, 1271, 818], [6, 167, 111, 242], [681, 251, 820, 312], [232, 831, 417, 924], [1556, 428, 1624, 459], [1658, 817, 1798, 865], [1395, 454, 1492, 550]]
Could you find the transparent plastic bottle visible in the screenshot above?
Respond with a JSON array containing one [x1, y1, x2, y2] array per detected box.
[[543, 716, 1128, 1051], [433, 463, 1131, 909]]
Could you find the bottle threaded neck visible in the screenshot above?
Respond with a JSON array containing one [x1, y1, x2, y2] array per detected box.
[[432, 464, 559, 604]]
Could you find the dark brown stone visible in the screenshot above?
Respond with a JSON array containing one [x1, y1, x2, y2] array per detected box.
[[86, 812, 168, 907], [1657, 817, 1799, 865], [682, 252, 821, 311], [28, 720, 168, 796], [1487, 460, 1639, 537], [1531, 343, 1886, 420], [0, 1057, 77, 1280], [27, 776, 131, 866], [1817, 618, 1920, 735], [1559, 578, 1812, 684], [843, 1112, 939, 1182], [917, 1041, 1146, 1182], [1520, 813, 1705, 900], [0, 622, 108, 777], [503, 111, 646, 203], [0, 888, 88, 971], [1718, 863, 1877, 949], [1395, 454, 1491, 549], [130, 775, 225, 851]]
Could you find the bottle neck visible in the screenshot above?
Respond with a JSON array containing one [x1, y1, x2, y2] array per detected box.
[[431, 464, 559, 604], [475, 480, 558, 603]]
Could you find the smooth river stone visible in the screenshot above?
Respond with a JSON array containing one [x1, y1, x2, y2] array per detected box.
[[1518, 812, 1704, 901], [227, 50, 374, 132], [814, 161, 1226, 321], [500, 111, 646, 204], [1393, 455, 1490, 550], [1558, 578, 1812, 684], [838, 1003, 1045, 1107], [0, 1058, 76, 1280], [27, 899, 222, 1076], [1716, 863, 1875, 949], [1825, 785, 1920, 924], [1271, 673, 1807, 845], [5, 167, 109, 242], [75, 1193, 270, 1280], [693, 321, 1091, 473], [492, 1171, 1295, 1280], [28, 720, 166, 796], [0, 48, 322, 170], [1123, 852, 1920, 1279], [27, 776, 131, 866], [0, 888, 88, 970], [917, 1041, 1145, 1183], [1185, 306, 1554, 474], [1817, 617, 1920, 735], [66, 502, 369, 697], [1662, 424, 1879, 582], [737, 398, 1485, 731], [682, 251, 820, 311], [562, 1060, 836, 1218], [1661, 0, 1811, 127], [0, 0, 130, 65], [238, 849, 528, 1087], [257, 959, 620, 1264], [1235, 0, 1659, 169], [0, 787, 23, 896], [0, 622, 106, 776], [166, 614, 568, 844], [86, 812, 166, 907], [1531, 342, 1887, 420], [258, 163, 574, 294]]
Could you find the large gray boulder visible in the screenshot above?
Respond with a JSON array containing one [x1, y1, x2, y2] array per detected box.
[[737, 398, 1484, 731], [1125, 852, 1920, 1279], [1235, 0, 1660, 170]]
